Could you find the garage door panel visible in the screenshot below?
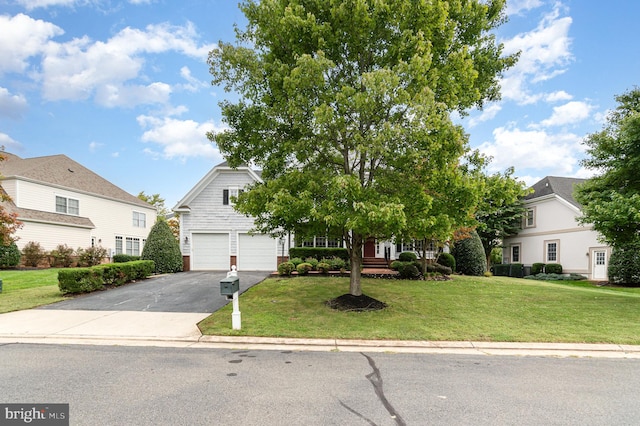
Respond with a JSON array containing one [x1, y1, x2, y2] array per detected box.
[[238, 233, 276, 271], [192, 233, 229, 271]]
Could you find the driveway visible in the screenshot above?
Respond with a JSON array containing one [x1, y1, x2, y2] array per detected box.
[[38, 271, 271, 313]]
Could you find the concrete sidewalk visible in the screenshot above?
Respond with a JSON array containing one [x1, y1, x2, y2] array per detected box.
[[1, 309, 640, 358]]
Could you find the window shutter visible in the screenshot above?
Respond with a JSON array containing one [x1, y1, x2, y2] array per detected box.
[[223, 189, 229, 205]]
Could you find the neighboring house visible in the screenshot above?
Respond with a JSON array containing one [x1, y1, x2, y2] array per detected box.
[[174, 162, 441, 271], [502, 176, 611, 281], [0, 152, 156, 256]]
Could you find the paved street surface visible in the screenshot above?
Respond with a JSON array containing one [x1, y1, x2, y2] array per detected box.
[[1, 343, 639, 425]]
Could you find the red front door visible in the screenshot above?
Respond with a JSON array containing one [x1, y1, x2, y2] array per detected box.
[[364, 238, 376, 257]]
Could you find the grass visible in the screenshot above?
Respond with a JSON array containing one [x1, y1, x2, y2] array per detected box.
[[0, 269, 66, 313], [198, 275, 640, 344]]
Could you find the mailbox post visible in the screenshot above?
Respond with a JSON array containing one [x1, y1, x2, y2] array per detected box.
[[220, 266, 241, 330]]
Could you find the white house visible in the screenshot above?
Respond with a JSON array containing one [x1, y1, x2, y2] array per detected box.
[[173, 162, 286, 271], [502, 176, 611, 281], [0, 152, 156, 256]]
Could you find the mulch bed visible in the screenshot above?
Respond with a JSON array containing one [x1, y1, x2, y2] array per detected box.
[[326, 293, 388, 312]]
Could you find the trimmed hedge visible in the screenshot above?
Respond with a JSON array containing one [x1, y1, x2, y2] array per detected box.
[[436, 253, 456, 273], [532, 263, 545, 275], [289, 247, 349, 262], [491, 263, 523, 278], [544, 263, 563, 274], [113, 254, 140, 263], [58, 260, 155, 294]]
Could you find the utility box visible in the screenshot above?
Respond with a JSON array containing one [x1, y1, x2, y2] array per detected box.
[[220, 276, 239, 296]]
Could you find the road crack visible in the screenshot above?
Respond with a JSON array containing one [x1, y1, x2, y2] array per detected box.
[[361, 352, 406, 426]]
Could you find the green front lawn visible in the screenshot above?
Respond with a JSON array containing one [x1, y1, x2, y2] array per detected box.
[[199, 275, 640, 344], [0, 269, 66, 313]]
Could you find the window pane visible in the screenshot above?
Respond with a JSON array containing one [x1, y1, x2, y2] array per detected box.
[[547, 243, 557, 262], [56, 196, 67, 213], [68, 199, 79, 215], [512, 246, 520, 262], [115, 236, 123, 255]]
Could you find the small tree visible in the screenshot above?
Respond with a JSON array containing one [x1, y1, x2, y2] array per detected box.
[[49, 244, 74, 267], [608, 243, 640, 286], [0, 242, 21, 268], [452, 230, 486, 276], [76, 246, 108, 267], [141, 220, 183, 274]]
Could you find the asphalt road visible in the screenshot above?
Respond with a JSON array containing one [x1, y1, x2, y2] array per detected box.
[[38, 271, 270, 313], [1, 344, 640, 425]]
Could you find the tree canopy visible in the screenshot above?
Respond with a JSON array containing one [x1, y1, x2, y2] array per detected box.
[[575, 87, 640, 248], [138, 191, 169, 219], [208, 0, 515, 296]]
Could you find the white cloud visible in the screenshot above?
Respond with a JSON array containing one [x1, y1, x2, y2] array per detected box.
[[500, 5, 573, 104], [37, 21, 216, 107], [0, 133, 23, 151], [179, 66, 208, 92], [467, 103, 502, 128], [137, 114, 225, 161], [506, 0, 544, 16], [88, 141, 103, 152], [478, 125, 584, 177], [0, 87, 28, 119], [545, 91, 573, 102], [15, 0, 79, 10], [0, 14, 64, 75], [540, 101, 592, 127]]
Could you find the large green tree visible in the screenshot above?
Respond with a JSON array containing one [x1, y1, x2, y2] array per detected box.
[[475, 165, 530, 268], [575, 87, 640, 248], [208, 0, 515, 296]]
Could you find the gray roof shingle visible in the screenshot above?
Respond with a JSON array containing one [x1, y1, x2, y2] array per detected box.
[[525, 176, 586, 208]]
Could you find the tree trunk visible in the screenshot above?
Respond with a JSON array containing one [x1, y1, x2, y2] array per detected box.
[[349, 233, 363, 296]]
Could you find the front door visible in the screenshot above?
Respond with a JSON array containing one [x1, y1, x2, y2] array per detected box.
[[592, 249, 608, 280], [364, 238, 376, 258]]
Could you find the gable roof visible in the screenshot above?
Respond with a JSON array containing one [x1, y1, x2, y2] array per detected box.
[[525, 176, 586, 209], [0, 152, 151, 209], [173, 161, 262, 211]]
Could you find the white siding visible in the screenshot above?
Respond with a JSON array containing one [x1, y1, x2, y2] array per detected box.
[[10, 179, 156, 252], [16, 221, 91, 251]]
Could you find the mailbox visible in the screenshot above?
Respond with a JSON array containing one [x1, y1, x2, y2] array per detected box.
[[220, 276, 239, 296]]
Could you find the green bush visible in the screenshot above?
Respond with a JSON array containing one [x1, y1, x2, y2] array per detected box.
[[390, 260, 403, 270], [49, 244, 74, 268], [277, 261, 295, 276], [289, 257, 304, 267], [532, 263, 546, 275], [316, 262, 330, 274], [141, 220, 183, 274], [113, 254, 140, 263], [296, 262, 313, 275], [608, 244, 640, 286], [289, 247, 348, 262], [0, 242, 21, 268], [491, 264, 509, 276], [398, 251, 418, 262], [524, 273, 587, 281], [436, 253, 456, 273], [397, 263, 420, 279], [76, 246, 108, 267], [426, 263, 452, 275], [323, 257, 347, 271], [509, 263, 524, 278], [545, 263, 563, 274], [304, 257, 319, 270], [58, 268, 104, 294], [22, 241, 45, 267], [452, 231, 486, 276]]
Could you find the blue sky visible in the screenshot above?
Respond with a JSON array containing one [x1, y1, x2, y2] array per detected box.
[[1, 0, 639, 209]]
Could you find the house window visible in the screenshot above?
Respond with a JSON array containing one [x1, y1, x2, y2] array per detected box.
[[115, 236, 123, 255], [56, 196, 79, 215], [511, 245, 520, 263], [126, 237, 140, 256], [546, 241, 559, 262], [295, 236, 343, 248], [525, 208, 535, 228], [223, 188, 243, 206], [132, 212, 146, 228]]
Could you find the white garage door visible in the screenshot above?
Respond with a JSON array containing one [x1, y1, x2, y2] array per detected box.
[[238, 233, 277, 271], [191, 233, 229, 270]]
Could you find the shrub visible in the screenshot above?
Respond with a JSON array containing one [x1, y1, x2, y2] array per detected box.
[[608, 244, 640, 286], [289, 247, 349, 262], [451, 230, 486, 276], [532, 263, 546, 275], [304, 257, 319, 270], [289, 257, 304, 267], [76, 246, 108, 267], [141, 220, 183, 274], [277, 261, 295, 276], [398, 251, 418, 262], [397, 263, 420, 279], [436, 253, 456, 273], [545, 263, 563, 274], [426, 263, 452, 275], [323, 257, 346, 271], [58, 268, 104, 294], [49, 244, 74, 267], [316, 262, 330, 274], [491, 264, 509, 276], [113, 254, 140, 263], [296, 262, 313, 275], [0, 242, 21, 268], [22, 241, 45, 267], [509, 263, 524, 278], [524, 273, 587, 281]]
